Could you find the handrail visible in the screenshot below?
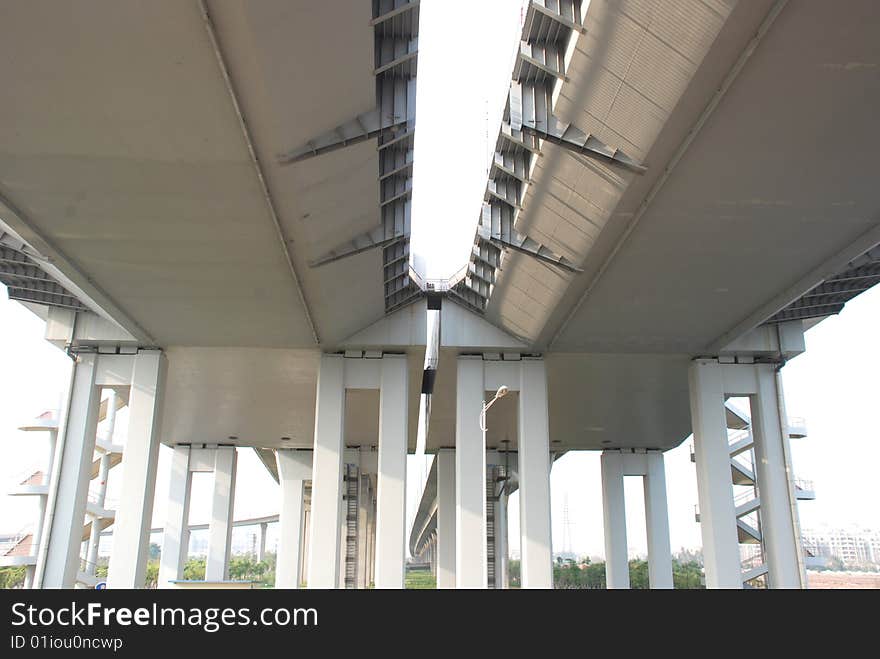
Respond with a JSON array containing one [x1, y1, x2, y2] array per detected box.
[[793, 478, 814, 492], [6, 466, 46, 488], [728, 428, 751, 445], [2, 525, 33, 546], [734, 488, 758, 506], [86, 488, 117, 510]]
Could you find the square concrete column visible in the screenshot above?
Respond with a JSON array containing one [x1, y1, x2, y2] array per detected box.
[[751, 365, 802, 588], [158, 445, 192, 587], [300, 509, 310, 587], [257, 523, 267, 562], [455, 356, 487, 588], [436, 448, 456, 589], [107, 350, 166, 588], [644, 451, 673, 589], [601, 450, 629, 589], [518, 359, 553, 588], [496, 490, 509, 589], [356, 472, 371, 589], [307, 354, 345, 588], [366, 500, 376, 587], [374, 355, 409, 588], [276, 449, 312, 588], [39, 353, 101, 588], [206, 446, 237, 581], [689, 360, 742, 588]]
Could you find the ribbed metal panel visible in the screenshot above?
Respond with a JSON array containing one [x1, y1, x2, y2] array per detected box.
[[764, 246, 880, 324], [0, 244, 88, 312], [462, 0, 584, 312], [375, 0, 421, 312]]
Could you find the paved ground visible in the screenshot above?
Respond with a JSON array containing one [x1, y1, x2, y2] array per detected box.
[[807, 571, 880, 589]]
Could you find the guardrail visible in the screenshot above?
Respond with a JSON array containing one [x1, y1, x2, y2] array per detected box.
[[734, 488, 758, 505], [6, 466, 45, 489], [0, 526, 34, 557], [87, 489, 117, 510]]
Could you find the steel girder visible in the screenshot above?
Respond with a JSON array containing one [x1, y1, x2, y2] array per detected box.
[[279, 0, 421, 313]]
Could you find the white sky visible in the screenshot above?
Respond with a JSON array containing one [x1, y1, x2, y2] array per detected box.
[[2, 0, 879, 562]]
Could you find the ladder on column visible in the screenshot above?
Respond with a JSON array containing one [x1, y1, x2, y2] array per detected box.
[[486, 465, 498, 588], [343, 464, 359, 589]]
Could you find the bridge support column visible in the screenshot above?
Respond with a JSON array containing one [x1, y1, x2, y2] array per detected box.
[[601, 450, 629, 589], [206, 446, 237, 581], [39, 353, 101, 589], [356, 466, 371, 589], [107, 351, 166, 588], [455, 357, 487, 588], [307, 354, 345, 588], [158, 445, 192, 587], [751, 365, 802, 588], [644, 451, 673, 589], [518, 358, 553, 588], [601, 449, 672, 589], [276, 450, 312, 588], [257, 523, 267, 563], [374, 355, 408, 588], [436, 448, 456, 589], [301, 509, 311, 587], [689, 360, 744, 588], [495, 488, 509, 589]]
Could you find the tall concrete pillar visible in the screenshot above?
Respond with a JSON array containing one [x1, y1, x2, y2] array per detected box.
[[436, 448, 456, 589], [751, 365, 802, 588], [455, 356, 487, 588], [39, 353, 101, 588], [374, 356, 409, 588], [689, 359, 742, 588], [26, 425, 59, 589], [276, 449, 311, 588], [644, 451, 673, 589], [356, 466, 371, 588], [158, 445, 192, 587], [367, 494, 376, 586], [206, 447, 237, 582], [601, 450, 629, 589], [257, 523, 267, 563], [108, 351, 166, 588], [518, 359, 553, 588], [496, 489, 509, 589], [300, 509, 310, 587], [307, 354, 345, 588]]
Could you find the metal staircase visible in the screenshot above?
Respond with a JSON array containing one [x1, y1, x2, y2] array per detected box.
[[691, 402, 815, 588], [75, 390, 125, 587], [343, 464, 359, 589], [486, 465, 498, 588]]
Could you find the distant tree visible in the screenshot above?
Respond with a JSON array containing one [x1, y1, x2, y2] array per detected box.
[[551, 558, 703, 589], [183, 558, 206, 581], [673, 560, 704, 589], [628, 559, 649, 589], [144, 560, 159, 588], [508, 559, 521, 587], [0, 566, 26, 589]]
